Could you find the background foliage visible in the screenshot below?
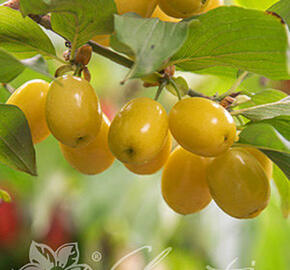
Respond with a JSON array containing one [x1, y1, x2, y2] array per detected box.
[[0, 0, 289, 269]]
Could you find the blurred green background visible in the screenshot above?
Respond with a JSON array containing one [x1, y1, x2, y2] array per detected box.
[[0, 0, 289, 269]]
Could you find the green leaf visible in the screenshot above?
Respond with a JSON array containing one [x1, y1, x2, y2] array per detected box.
[[237, 118, 290, 178], [235, 0, 278, 10], [273, 165, 290, 217], [21, 54, 52, 79], [263, 150, 290, 180], [0, 189, 11, 203], [166, 76, 189, 97], [0, 49, 53, 83], [0, 6, 56, 59], [112, 14, 189, 79], [238, 120, 290, 153], [0, 104, 37, 176], [241, 89, 287, 108], [171, 6, 290, 80], [232, 97, 290, 121], [20, 0, 117, 49], [0, 48, 25, 83], [269, 0, 290, 27]]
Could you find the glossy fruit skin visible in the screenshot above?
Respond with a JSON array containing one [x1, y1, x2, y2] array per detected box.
[[46, 75, 102, 148], [116, 0, 158, 17], [207, 148, 271, 219], [243, 147, 273, 180], [6, 80, 50, 144], [92, 0, 158, 46], [60, 114, 115, 175], [162, 146, 212, 215], [152, 5, 180, 22], [125, 132, 172, 175], [158, 0, 210, 18], [108, 97, 169, 164], [169, 97, 236, 157]]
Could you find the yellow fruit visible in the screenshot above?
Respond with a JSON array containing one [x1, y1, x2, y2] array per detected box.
[[46, 75, 102, 148], [162, 146, 212, 215], [116, 0, 158, 17], [152, 5, 180, 22], [158, 0, 210, 18], [169, 97, 236, 157], [207, 148, 271, 219], [108, 97, 168, 164], [6, 80, 50, 144], [92, 0, 158, 46], [124, 132, 172, 175], [60, 114, 115, 175], [243, 147, 273, 180]]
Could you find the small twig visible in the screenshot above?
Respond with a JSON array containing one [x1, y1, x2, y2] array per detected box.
[[188, 89, 211, 99], [2, 0, 19, 10], [218, 71, 249, 100], [29, 14, 52, 30], [154, 80, 167, 100], [88, 40, 134, 69]]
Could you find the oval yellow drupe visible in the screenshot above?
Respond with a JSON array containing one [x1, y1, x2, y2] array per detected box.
[[207, 148, 271, 219], [7, 79, 50, 144], [46, 75, 102, 148], [60, 114, 115, 175], [169, 97, 236, 157], [162, 146, 212, 215], [108, 97, 169, 164]]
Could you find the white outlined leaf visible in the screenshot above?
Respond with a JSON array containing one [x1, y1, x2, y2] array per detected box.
[[19, 263, 40, 270], [29, 241, 56, 270], [56, 243, 80, 268], [67, 264, 93, 270]]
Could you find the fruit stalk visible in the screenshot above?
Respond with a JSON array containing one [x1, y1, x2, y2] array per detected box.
[[218, 71, 249, 100]]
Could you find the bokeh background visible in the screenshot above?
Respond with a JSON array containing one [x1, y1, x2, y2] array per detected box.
[[0, 0, 289, 269]]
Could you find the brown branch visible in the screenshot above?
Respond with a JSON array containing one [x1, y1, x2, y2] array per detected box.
[[2, 0, 19, 10], [2, 0, 52, 30], [29, 14, 52, 30]]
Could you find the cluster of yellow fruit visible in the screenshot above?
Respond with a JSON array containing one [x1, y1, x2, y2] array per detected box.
[[92, 0, 223, 46], [7, 75, 272, 219]]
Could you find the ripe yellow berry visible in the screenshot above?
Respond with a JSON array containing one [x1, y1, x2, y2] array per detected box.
[[207, 148, 271, 219], [60, 114, 115, 175], [162, 146, 212, 215], [46, 75, 102, 148], [108, 97, 169, 164], [169, 97, 236, 157], [6, 80, 50, 144], [124, 133, 172, 175]]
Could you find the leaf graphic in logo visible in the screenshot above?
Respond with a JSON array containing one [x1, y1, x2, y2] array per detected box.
[[56, 243, 80, 268], [19, 264, 40, 270], [29, 241, 56, 270], [66, 264, 93, 270]]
